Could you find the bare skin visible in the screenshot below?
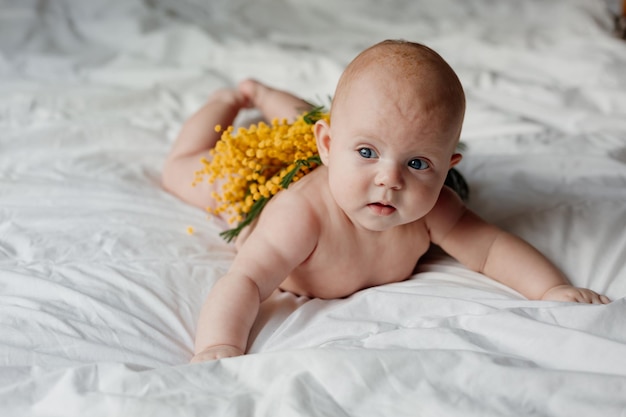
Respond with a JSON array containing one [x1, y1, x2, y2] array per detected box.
[[162, 41, 610, 363]]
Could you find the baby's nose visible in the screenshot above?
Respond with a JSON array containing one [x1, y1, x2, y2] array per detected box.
[[375, 164, 404, 190]]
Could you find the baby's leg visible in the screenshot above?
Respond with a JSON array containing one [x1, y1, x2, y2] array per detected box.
[[162, 80, 311, 211], [162, 89, 249, 210], [238, 79, 313, 123]]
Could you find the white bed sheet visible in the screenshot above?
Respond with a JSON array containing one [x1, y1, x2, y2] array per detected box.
[[1, 0, 626, 416]]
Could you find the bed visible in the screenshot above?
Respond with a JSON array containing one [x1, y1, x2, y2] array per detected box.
[[2, 0, 626, 415]]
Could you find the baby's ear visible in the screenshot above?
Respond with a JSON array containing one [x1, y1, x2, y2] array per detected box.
[[449, 153, 462, 168], [314, 120, 331, 165]]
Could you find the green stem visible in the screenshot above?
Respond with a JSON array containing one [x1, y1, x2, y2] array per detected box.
[[219, 197, 269, 243]]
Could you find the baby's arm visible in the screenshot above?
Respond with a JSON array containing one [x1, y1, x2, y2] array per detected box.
[[192, 193, 320, 362], [427, 187, 610, 303]]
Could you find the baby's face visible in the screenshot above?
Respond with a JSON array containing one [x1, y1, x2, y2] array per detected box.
[[317, 72, 462, 232]]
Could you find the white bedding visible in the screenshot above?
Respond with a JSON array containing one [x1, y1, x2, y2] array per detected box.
[[1, 0, 626, 415]]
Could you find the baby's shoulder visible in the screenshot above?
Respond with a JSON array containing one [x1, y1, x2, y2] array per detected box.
[[432, 186, 465, 213], [425, 186, 467, 242], [272, 168, 328, 208], [235, 172, 326, 248], [265, 186, 315, 216], [257, 180, 323, 232]]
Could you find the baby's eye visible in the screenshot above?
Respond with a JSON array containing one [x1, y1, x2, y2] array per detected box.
[[408, 159, 429, 170], [358, 148, 378, 159]]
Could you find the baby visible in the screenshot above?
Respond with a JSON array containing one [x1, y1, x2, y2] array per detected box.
[[162, 40, 610, 363]]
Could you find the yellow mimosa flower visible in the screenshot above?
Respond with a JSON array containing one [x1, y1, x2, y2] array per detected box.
[[194, 106, 329, 242]]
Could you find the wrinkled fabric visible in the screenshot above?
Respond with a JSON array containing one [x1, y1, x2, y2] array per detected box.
[[1, 0, 625, 416]]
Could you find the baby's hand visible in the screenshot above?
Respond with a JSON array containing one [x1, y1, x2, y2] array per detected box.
[[190, 345, 244, 363], [541, 284, 610, 304]]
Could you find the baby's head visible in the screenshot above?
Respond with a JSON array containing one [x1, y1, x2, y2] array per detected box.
[[331, 39, 465, 151], [315, 40, 466, 231]]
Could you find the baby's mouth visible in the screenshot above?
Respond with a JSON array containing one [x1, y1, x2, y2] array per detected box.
[[368, 202, 396, 216]]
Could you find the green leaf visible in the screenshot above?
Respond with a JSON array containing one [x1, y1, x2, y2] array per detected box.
[[302, 105, 327, 125], [280, 155, 322, 189]]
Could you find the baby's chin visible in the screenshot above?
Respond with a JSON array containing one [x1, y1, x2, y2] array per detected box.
[[349, 212, 419, 233]]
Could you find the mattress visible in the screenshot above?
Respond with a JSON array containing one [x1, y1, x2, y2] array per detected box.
[[1, 0, 625, 415]]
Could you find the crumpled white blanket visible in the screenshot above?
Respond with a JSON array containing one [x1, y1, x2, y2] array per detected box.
[[1, 0, 625, 416]]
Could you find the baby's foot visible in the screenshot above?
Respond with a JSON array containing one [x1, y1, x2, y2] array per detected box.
[[237, 79, 311, 122], [209, 87, 250, 111], [238, 79, 271, 109]]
